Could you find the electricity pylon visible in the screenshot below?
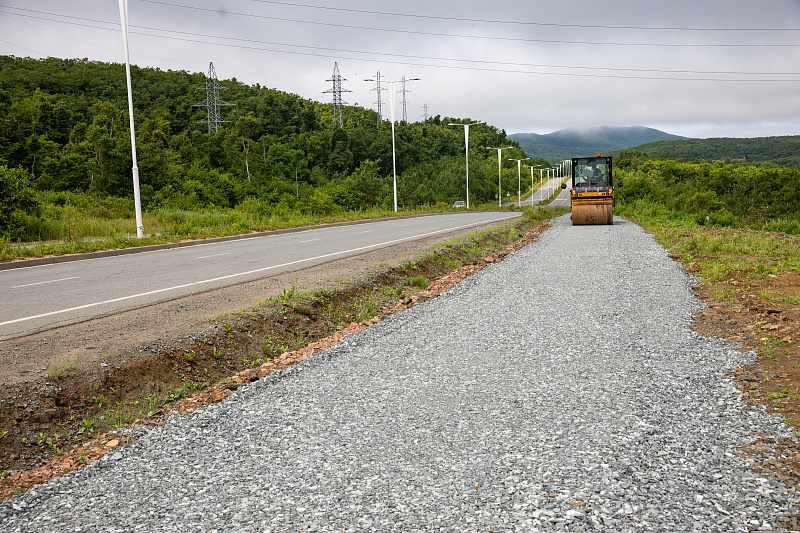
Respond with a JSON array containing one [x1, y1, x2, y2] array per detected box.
[[364, 70, 387, 128], [193, 62, 232, 133], [323, 62, 351, 128]]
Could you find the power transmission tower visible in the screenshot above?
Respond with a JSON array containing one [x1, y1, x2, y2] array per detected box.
[[364, 70, 387, 128], [421, 103, 430, 122], [323, 62, 350, 128], [398, 76, 415, 123], [193, 62, 233, 133]]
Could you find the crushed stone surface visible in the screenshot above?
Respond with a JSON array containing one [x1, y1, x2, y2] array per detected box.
[[1, 215, 798, 532]]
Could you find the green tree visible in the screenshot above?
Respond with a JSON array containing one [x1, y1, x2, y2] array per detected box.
[[0, 165, 38, 239]]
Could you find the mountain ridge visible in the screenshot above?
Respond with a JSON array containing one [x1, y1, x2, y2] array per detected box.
[[509, 126, 689, 160]]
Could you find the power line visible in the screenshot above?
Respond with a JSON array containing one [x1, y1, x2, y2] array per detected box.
[[3, 8, 798, 81], [3, 8, 800, 82], [132, 2, 800, 48], [244, 0, 800, 33]]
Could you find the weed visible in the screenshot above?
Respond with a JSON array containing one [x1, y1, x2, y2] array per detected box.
[[47, 358, 77, 380], [445, 258, 461, 270], [184, 351, 196, 363], [223, 323, 234, 334], [211, 346, 222, 359], [312, 288, 335, 299], [93, 395, 106, 407], [275, 282, 297, 305], [0, 430, 7, 440], [292, 304, 313, 316], [354, 297, 379, 322], [106, 409, 132, 429], [167, 384, 188, 403], [405, 276, 428, 289], [47, 434, 63, 454]]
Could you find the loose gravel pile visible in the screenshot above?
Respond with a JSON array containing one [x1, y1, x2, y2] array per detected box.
[[2, 215, 798, 532]]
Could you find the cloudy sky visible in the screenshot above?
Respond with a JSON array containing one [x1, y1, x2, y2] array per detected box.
[[1, 0, 800, 139]]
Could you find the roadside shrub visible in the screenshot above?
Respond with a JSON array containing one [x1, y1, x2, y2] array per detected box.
[[0, 165, 39, 240]]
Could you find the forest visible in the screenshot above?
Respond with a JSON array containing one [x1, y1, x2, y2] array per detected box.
[[0, 55, 540, 241], [615, 136, 800, 167], [3, 55, 799, 245], [615, 152, 800, 234]]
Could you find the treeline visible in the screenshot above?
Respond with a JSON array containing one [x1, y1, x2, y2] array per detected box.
[[618, 136, 800, 167], [0, 55, 539, 235], [615, 153, 800, 234]]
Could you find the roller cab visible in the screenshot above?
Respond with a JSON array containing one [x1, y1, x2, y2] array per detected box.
[[564, 156, 615, 225]]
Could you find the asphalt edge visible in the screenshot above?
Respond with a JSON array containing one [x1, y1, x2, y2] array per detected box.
[[0, 212, 509, 271]]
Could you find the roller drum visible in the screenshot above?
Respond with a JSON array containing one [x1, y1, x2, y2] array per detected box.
[[571, 203, 613, 225]]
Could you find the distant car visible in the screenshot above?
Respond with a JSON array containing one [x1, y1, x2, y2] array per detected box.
[[453, 201, 466, 208]]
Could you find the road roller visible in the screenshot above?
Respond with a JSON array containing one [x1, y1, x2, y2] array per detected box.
[[561, 155, 618, 225]]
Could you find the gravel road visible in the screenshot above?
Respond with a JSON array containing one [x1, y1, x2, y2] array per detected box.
[[2, 215, 797, 532]]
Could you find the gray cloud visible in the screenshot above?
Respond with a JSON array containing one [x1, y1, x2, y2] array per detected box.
[[2, 0, 799, 138]]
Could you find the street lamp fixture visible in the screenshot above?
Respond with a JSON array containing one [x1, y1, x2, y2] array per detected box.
[[448, 121, 484, 209], [486, 146, 514, 208], [388, 77, 421, 212], [508, 157, 530, 208]]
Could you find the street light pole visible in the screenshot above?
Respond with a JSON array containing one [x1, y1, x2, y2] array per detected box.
[[524, 165, 541, 207], [508, 157, 530, 208], [448, 121, 484, 209], [117, 0, 143, 238], [486, 146, 514, 208], [388, 77, 420, 212]]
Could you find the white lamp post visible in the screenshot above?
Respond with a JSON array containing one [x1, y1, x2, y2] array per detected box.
[[508, 157, 530, 208], [388, 77, 420, 212], [448, 121, 484, 208], [117, 0, 143, 238], [486, 146, 514, 208], [524, 165, 544, 206]]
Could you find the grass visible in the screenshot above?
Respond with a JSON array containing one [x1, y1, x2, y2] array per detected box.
[[2, 196, 523, 263], [47, 358, 77, 381], [619, 201, 800, 285], [405, 276, 428, 289]]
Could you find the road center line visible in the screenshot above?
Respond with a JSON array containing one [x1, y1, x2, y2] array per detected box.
[[299, 239, 321, 243], [197, 253, 232, 260], [0, 214, 519, 328], [11, 276, 80, 289]]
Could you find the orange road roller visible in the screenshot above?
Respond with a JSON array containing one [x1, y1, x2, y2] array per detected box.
[[561, 155, 621, 225]]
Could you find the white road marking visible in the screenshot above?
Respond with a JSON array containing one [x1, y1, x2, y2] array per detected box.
[[11, 277, 80, 289], [197, 253, 231, 260], [0, 214, 519, 328], [299, 239, 321, 243]]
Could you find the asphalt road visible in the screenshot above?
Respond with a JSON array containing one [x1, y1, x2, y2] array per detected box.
[[0, 212, 520, 340], [549, 177, 573, 208], [501, 176, 568, 208]]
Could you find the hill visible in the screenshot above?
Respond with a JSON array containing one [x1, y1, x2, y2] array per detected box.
[[0, 55, 530, 222], [616, 136, 800, 167], [508, 126, 688, 161]]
